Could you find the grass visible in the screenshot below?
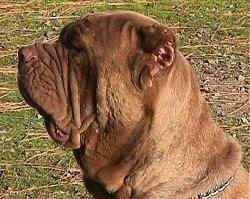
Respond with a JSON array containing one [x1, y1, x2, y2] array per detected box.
[[0, 0, 249, 198]]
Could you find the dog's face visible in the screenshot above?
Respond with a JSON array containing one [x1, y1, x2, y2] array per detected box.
[[17, 11, 176, 149]]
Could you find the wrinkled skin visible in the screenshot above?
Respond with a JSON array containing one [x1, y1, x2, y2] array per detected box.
[[18, 42, 95, 149], [18, 11, 249, 199]]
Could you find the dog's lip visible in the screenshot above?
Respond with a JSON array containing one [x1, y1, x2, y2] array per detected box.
[[44, 114, 96, 145], [45, 120, 70, 144]]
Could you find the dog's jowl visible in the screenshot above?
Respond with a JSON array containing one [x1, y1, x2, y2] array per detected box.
[[17, 11, 249, 199]]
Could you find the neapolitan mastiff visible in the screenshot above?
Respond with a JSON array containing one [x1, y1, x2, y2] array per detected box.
[[17, 11, 249, 199]]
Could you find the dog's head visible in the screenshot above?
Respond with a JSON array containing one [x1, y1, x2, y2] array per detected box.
[[17, 11, 176, 149]]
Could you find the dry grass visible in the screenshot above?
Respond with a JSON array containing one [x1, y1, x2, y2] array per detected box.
[[0, 0, 249, 198]]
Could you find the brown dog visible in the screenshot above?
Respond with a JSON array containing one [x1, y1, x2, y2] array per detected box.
[[17, 11, 249, 199]]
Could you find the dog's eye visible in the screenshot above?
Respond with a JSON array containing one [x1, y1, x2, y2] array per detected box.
[[72, 53, 82, 64], [69, 49, 89, 67]]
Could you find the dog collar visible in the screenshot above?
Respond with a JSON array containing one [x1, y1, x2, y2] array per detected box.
[[191, 176, 234, 199]]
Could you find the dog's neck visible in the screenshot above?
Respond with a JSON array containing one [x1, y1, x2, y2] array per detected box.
[[136, 51, 242, 197], [75, 52, 242, 196]]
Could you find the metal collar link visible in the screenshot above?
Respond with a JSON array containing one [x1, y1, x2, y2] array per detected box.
[[190, 176, 234, 199]]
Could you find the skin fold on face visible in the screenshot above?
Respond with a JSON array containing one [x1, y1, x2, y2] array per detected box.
[[18, 42, 95, 149], [17, 12, 176, 153]]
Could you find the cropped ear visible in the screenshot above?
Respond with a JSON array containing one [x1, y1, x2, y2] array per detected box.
[[133, 24, 176, 90]]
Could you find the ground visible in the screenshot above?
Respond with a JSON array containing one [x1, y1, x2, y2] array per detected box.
[[0, 1, 249, 198]]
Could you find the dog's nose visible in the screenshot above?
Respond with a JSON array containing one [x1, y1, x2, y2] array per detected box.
[[18, 46, 38, 63]]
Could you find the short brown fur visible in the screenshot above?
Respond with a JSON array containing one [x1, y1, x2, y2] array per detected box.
[[18, 11, 249, 199]]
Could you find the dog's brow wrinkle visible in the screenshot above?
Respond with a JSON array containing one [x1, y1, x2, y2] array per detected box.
[[55, 46, 63, 77], [26, 64, 36, 74], [28, 72, 36, 89], [39, 57, 54, 76], [61, 50, 69, 98], [29, 66, 41, 86], [42, 44, 60, 73], [48, 46, 62, 75], [40, 73, 56, 91], [40, 84, 52, 94]]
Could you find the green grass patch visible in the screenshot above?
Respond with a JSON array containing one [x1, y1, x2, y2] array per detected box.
[[0, 0, 249, 198]]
